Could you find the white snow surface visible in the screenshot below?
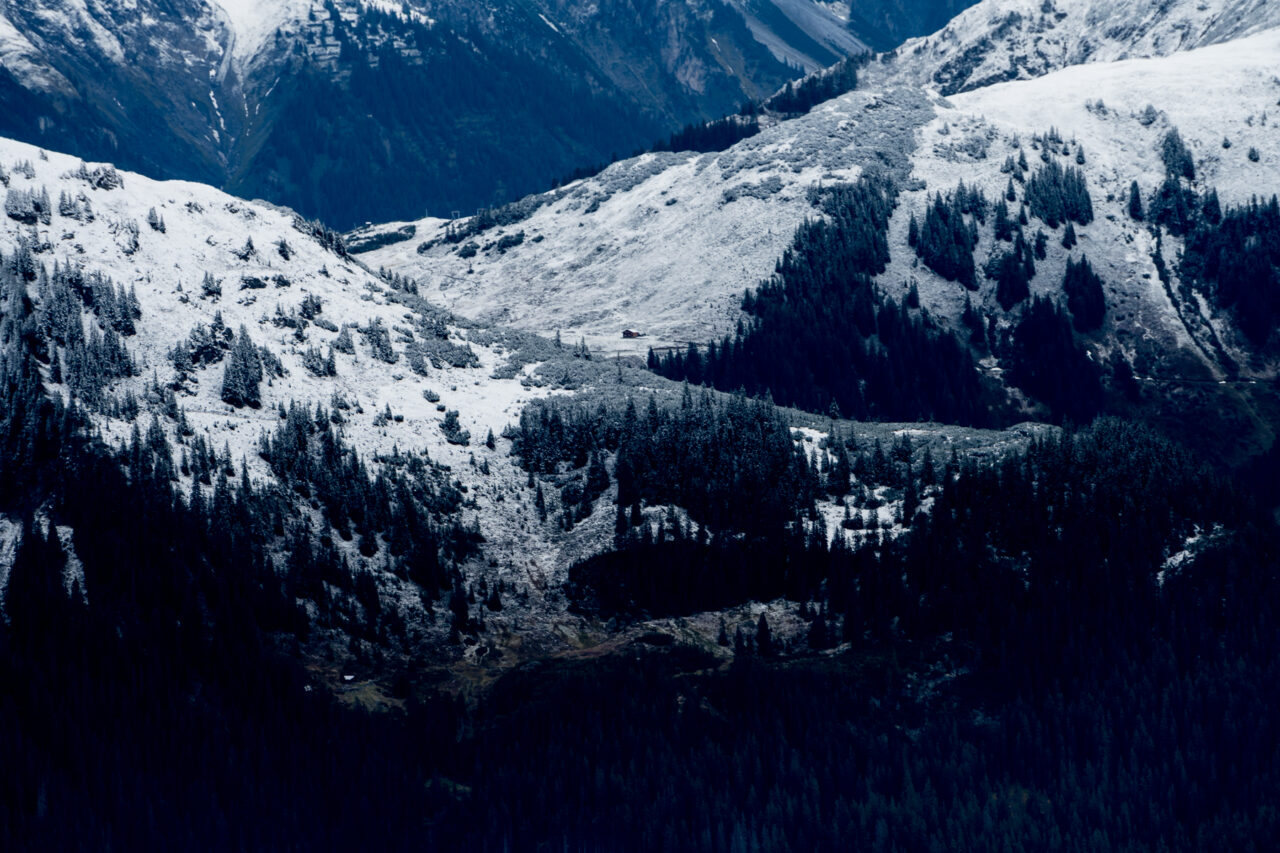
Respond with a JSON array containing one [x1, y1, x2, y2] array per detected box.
[[0, 10, 72, 93], [209, 0, 314, 66], [0, 515, 18, 612], [887, 0, 1280, 94], [359, 85, 935, 354]]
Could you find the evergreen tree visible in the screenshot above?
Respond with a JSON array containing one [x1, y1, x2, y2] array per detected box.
[[1149, 176, 1197, 235], [992, 230, 1035, 310], [917, 189, 978, 288], [756, 612, 774, 656], [1063, 255, 1106, 331], [993, 198, 1013, 242], [220, 326, 263, 408], [1160, 128, 1196, 180], [1128, 180, 1145, 221]]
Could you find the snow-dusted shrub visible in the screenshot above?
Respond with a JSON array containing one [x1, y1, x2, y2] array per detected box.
[[359, 319, 398, 364], [440, 410, 470, 446]]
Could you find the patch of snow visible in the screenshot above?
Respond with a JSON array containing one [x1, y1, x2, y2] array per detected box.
[[0, 515, 20, 614], [210, 0, 314, 67], [0, 11, 73, 93]]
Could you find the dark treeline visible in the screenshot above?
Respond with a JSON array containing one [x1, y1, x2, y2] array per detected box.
[[910, 182, 984, 288], [467, 419, 1280, 852], [1181, 193, 1280, 345], [653, 176, 998, 426], [764, 54, 863, 115], [459, 511, 1280, 851], [565, 417, 1221, 639], [653, 115, 761, 154], [513, 390, 819, 535]]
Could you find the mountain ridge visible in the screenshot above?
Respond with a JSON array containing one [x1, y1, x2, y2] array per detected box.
[[884, 0, 1280, 94]]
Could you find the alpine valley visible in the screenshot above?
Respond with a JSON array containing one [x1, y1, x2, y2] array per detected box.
[[2, 0, 1280, 850]]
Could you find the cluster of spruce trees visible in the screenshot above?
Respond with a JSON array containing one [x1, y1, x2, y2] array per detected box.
[[20, 255, 139, 406], [652, 115, 761, 154], [764, 54, 863, 115], [1121, 124, 1279, 346], [909, 183, 985, 288], [652, 176, 996, 426], [1024, 158, 1094, 228], [514, 390, 821, 538], [1006, 297, 1104, 423], [1181, 194, 1280, 345], [1062, 255, 1106, 331]]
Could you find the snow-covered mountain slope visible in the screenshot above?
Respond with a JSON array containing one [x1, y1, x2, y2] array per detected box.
[[882, 0, 1280, 94], [360, 22, 1279, 366], [946, 26, 1280, 204], [209, 0, 315, 70], [357, 85, 937, 354], [880, 27, 1280, 384], [0, 133, 1052, 666], [0, 134, 606, 641], [0, 136, 573, 474]]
